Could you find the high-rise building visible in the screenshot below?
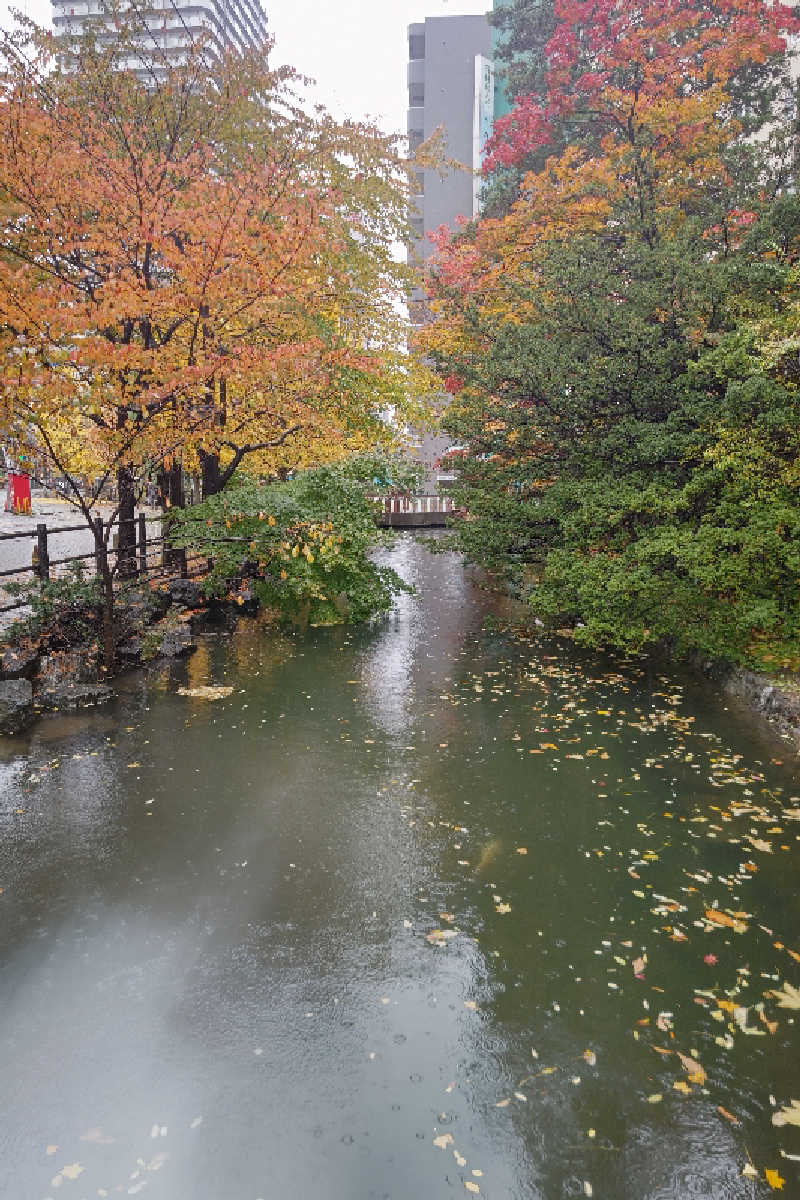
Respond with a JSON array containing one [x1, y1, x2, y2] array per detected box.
[[51, 0, 269, 73], [407, 14, 493, 265], [406, 13, 497, 489]]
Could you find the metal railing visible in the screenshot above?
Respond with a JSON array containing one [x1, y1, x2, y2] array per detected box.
[[0, 512, 209, 618]]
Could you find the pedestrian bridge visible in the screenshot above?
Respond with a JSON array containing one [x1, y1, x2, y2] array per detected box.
[[374, 494, 455, 528]]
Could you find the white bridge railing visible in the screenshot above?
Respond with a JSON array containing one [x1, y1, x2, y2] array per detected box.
[[373, 494, 455, 518]]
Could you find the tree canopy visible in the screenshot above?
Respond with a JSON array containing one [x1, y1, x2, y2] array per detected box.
[[420, 0, 800, 668]]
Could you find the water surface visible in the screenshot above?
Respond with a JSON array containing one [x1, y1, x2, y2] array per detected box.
[[1, 536, 799, 1199]]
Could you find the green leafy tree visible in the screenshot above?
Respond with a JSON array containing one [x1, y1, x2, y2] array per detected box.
[[168, 459, 415, 626]]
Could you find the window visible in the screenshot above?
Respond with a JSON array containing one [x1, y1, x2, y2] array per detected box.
[[409, 83, 424, 106], [409, 34, 425, 60]]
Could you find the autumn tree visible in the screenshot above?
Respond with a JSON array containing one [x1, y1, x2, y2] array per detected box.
[[0, 18, 420, 668], [419, 0, 800, 666]]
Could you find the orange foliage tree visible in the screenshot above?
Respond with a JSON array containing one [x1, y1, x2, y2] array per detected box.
[[0, 20, 418, 666]]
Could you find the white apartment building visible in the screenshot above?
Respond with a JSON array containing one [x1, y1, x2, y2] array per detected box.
[[51, 0, 269, 72]]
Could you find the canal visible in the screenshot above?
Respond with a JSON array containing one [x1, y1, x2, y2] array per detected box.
[[1, 536, 799, 1199]]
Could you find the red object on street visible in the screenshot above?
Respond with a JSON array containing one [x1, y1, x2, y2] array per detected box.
[[5, 471, 31, 514]]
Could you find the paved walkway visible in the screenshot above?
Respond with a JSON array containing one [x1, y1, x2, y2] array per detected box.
[[0, 498, 162, 629]]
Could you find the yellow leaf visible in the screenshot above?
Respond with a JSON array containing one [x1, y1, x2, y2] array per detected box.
[[433, 1134, 453, 1150], [677, 1051, 706, 1085], [769, 983, 800, 1010], [765, 1168, 785, 1190], [61, 1164, 84, 1181], [772, 1100, 800, 1128], [177, 686, 233, 701], [673, 1081, 691, 1095], [705, 908, 748, 933], [465, 1183, 480, 1194]]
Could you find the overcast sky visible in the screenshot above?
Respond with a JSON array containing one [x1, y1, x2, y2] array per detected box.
[[0, 0, 491, 134]]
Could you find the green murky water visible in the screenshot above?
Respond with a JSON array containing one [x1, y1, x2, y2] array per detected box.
[[1, 536, 799, 1199]]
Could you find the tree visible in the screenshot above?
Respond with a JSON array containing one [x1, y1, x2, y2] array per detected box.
[[168, 455, 418, 626], [0, 18, 419, 667], [419, 0, 800, 666]]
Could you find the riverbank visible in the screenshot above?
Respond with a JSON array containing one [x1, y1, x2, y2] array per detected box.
[[0, 575, 254, 735], [693, 658, 800, 754]]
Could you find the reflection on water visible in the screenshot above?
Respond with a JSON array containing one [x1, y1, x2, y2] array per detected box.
[[0, 534, 798, 1199]]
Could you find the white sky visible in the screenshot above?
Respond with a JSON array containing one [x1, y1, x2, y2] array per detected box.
[[0, 0, 491, 135]]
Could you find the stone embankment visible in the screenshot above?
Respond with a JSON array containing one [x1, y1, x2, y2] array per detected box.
[[690, 655, 800, 752], [0, 577, 256, 735]]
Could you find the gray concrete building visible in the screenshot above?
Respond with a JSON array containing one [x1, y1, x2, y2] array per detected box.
[[406, 14, 493, 490], [407, 14, 492, 264]]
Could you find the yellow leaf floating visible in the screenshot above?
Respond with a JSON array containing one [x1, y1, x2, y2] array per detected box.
[[772, 1100, 800, 1128], [768, 983, 800, 1010], [765, 1168, 785, 1190], [177, 686, 234, 701], [465, 1183, 480, 1194], [704, 908, 748, 934]]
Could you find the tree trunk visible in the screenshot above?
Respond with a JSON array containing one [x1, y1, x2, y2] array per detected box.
[[94, 519, 115, 671], [116, 465, 137, 579], [200, 450, 222, 498], [169, 461, 185, 509], [156, 467, 170, 510]]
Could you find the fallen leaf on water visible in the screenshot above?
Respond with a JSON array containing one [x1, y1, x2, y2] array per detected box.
[[673, 1081, 691, 1095], [765, 1168, 785, 1190], [742, 1163, 758, 1179], [632, 955, 647, 978], [60, 1163, 84, 1181], [433, 1134, 454, 1150], [676, 1051, 706, 1085], [514, 1092, 527, 1102], [516, 847, 528, 855], [46, 1145, 58, 1156], [717, 1107, 740, 1125], [455, 1152, 467, 1167], [464, 1001, 478, 1011], [705, 908, 748, 933], [495, 903, 512, 914], [80, 1127, 115, 1145], [772, 1100, 800, 1128], [769, 983, 800, 1010], [177, 686, 233, 701], [583, 1049, 597, 1066], [426, 929, 457, 945], [465, 1183, 480, 1194], [647, 1094, 663, 1104], [495, 1098, 511, 1108]]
